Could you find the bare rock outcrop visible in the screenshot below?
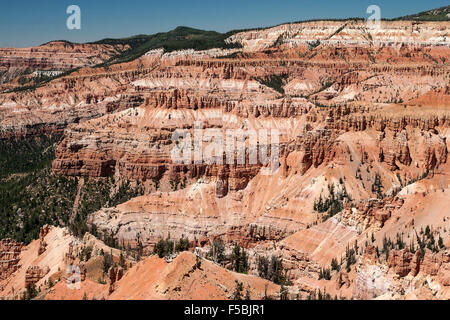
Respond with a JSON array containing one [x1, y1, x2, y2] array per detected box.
[[38, 225, 50, 256], [387, 248, 421, 277], [108, 266, 124, 294], [0, 239, 23, 281], [25, 266, 50, 287]]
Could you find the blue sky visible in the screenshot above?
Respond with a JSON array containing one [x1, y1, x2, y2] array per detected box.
[[0, 0, 448, 47]]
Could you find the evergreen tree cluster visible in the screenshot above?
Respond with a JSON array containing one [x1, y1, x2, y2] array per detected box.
[[0, 134, 146, 244], [232, 280, 244, 300], [205, 242, 249, 274], [307, 288, 332, 300], [318, 267, 331, 280], [153, 237, 191, 258], [0, 167, 78, 244], [414, 226, 445, 259], [79, 246, 93, 262], [345, 242, 358, 272], [102, 249, 115, 274], [169, 177, 180, 191], [376, 226, 446, 262], [257, 255, 288, 285], [71, 178, 143, 238], [313, 183, 350, 221], [381, 233, 405, 260], [255, 74, 289, 95], [0, 135, 58, 178], [22, 284, 38, 300], [207, 238, 226, 265], [371, 173, 384, 199], [331, 257, 341, 272], [231, 244, 249, 274]]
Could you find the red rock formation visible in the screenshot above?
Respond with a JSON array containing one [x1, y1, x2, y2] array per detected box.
[[437, 251, 450, 286], [336, 271, 350, 290], [0, 41, 129, 91], [387, 248, 418, 277], [386, 248, 449, 280], [25, 266, 49, 287], [38, 225, 50, 256], [0, 239, 23, 281], [108, 266, 124, 294], [422, 249, 443, 276]]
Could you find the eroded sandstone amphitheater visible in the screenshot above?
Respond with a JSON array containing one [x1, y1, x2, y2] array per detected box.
[[0, 19, 449, 300]]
